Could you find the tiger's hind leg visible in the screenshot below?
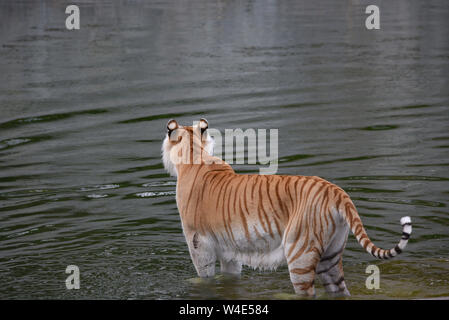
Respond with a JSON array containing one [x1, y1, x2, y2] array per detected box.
[[317, 223, 350, 297], [317, 257, 349, 297], [285, 248, 322, 297], [185, 230, 216, 278]]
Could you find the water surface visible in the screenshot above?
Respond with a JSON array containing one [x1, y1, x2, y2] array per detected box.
[[0, 0, 448, 299]]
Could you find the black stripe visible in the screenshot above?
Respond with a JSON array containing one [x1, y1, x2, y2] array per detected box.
[[320, 247, 344, 263], [402, 232, 410, 240], [394, 245, 402, 254], [317, 258, 340, 275], [192, 233, 199, 249], [402, 222, 412, 226], [335, 276, 345, 286]]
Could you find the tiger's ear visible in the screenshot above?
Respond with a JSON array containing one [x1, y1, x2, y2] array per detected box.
[[167, 119, 178, 137], [199, 118, 208, 135]]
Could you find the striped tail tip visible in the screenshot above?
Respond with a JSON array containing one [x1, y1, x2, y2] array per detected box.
[[366, 216, 412, 259], [401, 216, 412, 226], [341, 201, 412, 260], [381, 216, 412, 259], [397, 215, 412, 251]]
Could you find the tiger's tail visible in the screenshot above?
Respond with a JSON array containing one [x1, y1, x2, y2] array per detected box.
[[338, 200, 412, 259]]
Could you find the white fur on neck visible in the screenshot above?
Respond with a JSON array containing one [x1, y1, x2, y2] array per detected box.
[[161, 133, 214, 177], [162, 135, 177, 176], [204, 133, 215, 156]]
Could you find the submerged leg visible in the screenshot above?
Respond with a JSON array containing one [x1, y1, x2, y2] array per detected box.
[[186, 230, 216, 277], [317, 223, 350, 297], [317, 256, 350, 297], [220, 259, 242, 276], [285, 248, 321, 297]]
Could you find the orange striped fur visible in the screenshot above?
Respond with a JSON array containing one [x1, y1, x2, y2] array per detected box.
[[162, 119, 412, 297]]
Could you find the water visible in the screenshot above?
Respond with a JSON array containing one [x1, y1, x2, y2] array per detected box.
[[0, 0, 448, 299]]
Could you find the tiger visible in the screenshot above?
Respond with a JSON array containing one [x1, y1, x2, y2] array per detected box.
[[161, 118, 412, 297]]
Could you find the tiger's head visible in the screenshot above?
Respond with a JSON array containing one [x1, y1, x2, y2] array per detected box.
[[162, 118, 215, 177]]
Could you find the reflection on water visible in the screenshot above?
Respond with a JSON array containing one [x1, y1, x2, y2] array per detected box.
[[0, 0, 448, 299]]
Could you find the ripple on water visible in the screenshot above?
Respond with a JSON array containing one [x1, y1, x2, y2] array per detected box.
[[0, 0, 448, 300]]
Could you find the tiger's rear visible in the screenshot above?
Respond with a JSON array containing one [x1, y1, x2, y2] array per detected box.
[[162, 119, 412, 297]]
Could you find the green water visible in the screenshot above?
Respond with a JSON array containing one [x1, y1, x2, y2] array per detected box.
[[0, 0, 448, 299]]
